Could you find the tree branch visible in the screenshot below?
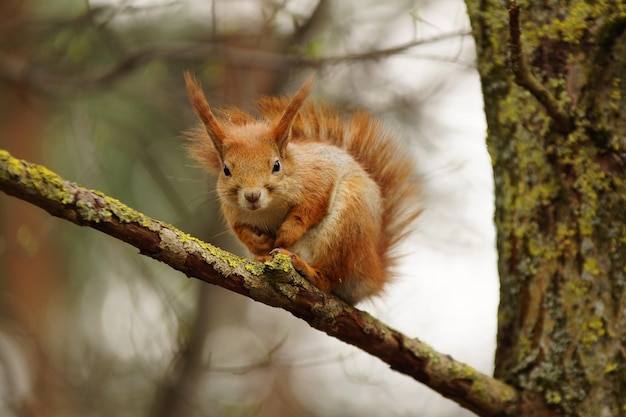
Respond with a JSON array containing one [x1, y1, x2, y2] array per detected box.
[[0, 30, 471, 95], [508, 0, 572, 134], [0, 148, 532, 417]]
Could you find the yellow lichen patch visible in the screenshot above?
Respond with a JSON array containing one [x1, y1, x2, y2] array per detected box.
[[102, 194, 159, 229], [545, 389, 562, 405], [581, 316, 605, 346], [609, 78, 622, 112], [1, 150, 22, 176], [264, 253, 293, 273], [568, 278, 591, 297], [1, 149, 77, 206], [583, 257, 601, 276], [203, 244, 246, 268], [473, 5, 508, 73], [244, 261, 266, 276], [75, 199, 112, 223], [587, 316, 604, 332], [521, 1, 606, 46], [223, 251, 247, 268], [447, 358, 478, 380], [177, 231, 248, 269], [516, 335, 535, 364], [556, 224, 577, 255]]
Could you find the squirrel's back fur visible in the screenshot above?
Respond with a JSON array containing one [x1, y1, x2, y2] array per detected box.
[[184, 74, 420, 304]]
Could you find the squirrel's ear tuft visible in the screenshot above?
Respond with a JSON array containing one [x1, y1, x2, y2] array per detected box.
[[184, 72, 227, 157], [272, 75, 314, 152]]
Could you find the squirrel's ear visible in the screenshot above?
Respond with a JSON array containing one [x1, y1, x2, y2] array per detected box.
[[184, 71, 226, 157], [272, 75, 313, 152]]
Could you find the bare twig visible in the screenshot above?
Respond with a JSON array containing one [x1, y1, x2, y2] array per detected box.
[[0, 147, 547, 417], [0, 29, 470, 95], [508, 0, 572, 134]]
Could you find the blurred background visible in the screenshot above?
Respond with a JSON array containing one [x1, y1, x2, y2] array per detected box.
[[0, 0, 497, 416]]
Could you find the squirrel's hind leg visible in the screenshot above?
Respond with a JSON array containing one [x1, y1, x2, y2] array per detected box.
[[270, 248, 336, 294]]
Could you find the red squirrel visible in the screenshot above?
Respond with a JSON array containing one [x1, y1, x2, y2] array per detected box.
[[183, 72, 420, 305]]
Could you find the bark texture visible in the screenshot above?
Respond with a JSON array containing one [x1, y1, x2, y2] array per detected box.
[[466, 1, 626, 415]]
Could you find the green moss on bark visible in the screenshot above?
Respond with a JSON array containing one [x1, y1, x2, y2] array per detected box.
[[466, 0, 626, 415]]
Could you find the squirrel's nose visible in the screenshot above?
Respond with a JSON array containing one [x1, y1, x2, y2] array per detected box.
[[244, 190, 261, 203]]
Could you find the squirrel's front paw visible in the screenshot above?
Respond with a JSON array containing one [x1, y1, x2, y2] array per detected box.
[[275, 221, 307, 248], [249, 231, 275, 253], [257, 248, 294, 263], [233, 223, 276, 255], [270, 247, 296, 260], [239, 229, 276, 255]]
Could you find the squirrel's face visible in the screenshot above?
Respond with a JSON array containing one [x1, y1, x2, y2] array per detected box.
[[216, 126, 289, 213]]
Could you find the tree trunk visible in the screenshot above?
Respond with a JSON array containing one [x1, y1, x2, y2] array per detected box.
[[466, 1, 626, 415]]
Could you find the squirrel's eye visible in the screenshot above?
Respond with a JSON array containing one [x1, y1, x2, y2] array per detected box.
[[223, 164, 232, 177], [272, 160, 281, 174]]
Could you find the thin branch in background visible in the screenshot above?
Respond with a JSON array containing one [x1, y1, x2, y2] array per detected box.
[[507, 0, 572, 134], [290, 0, 330, 45], [305, 29, 472, 65], [0, 28, 471, 95]]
